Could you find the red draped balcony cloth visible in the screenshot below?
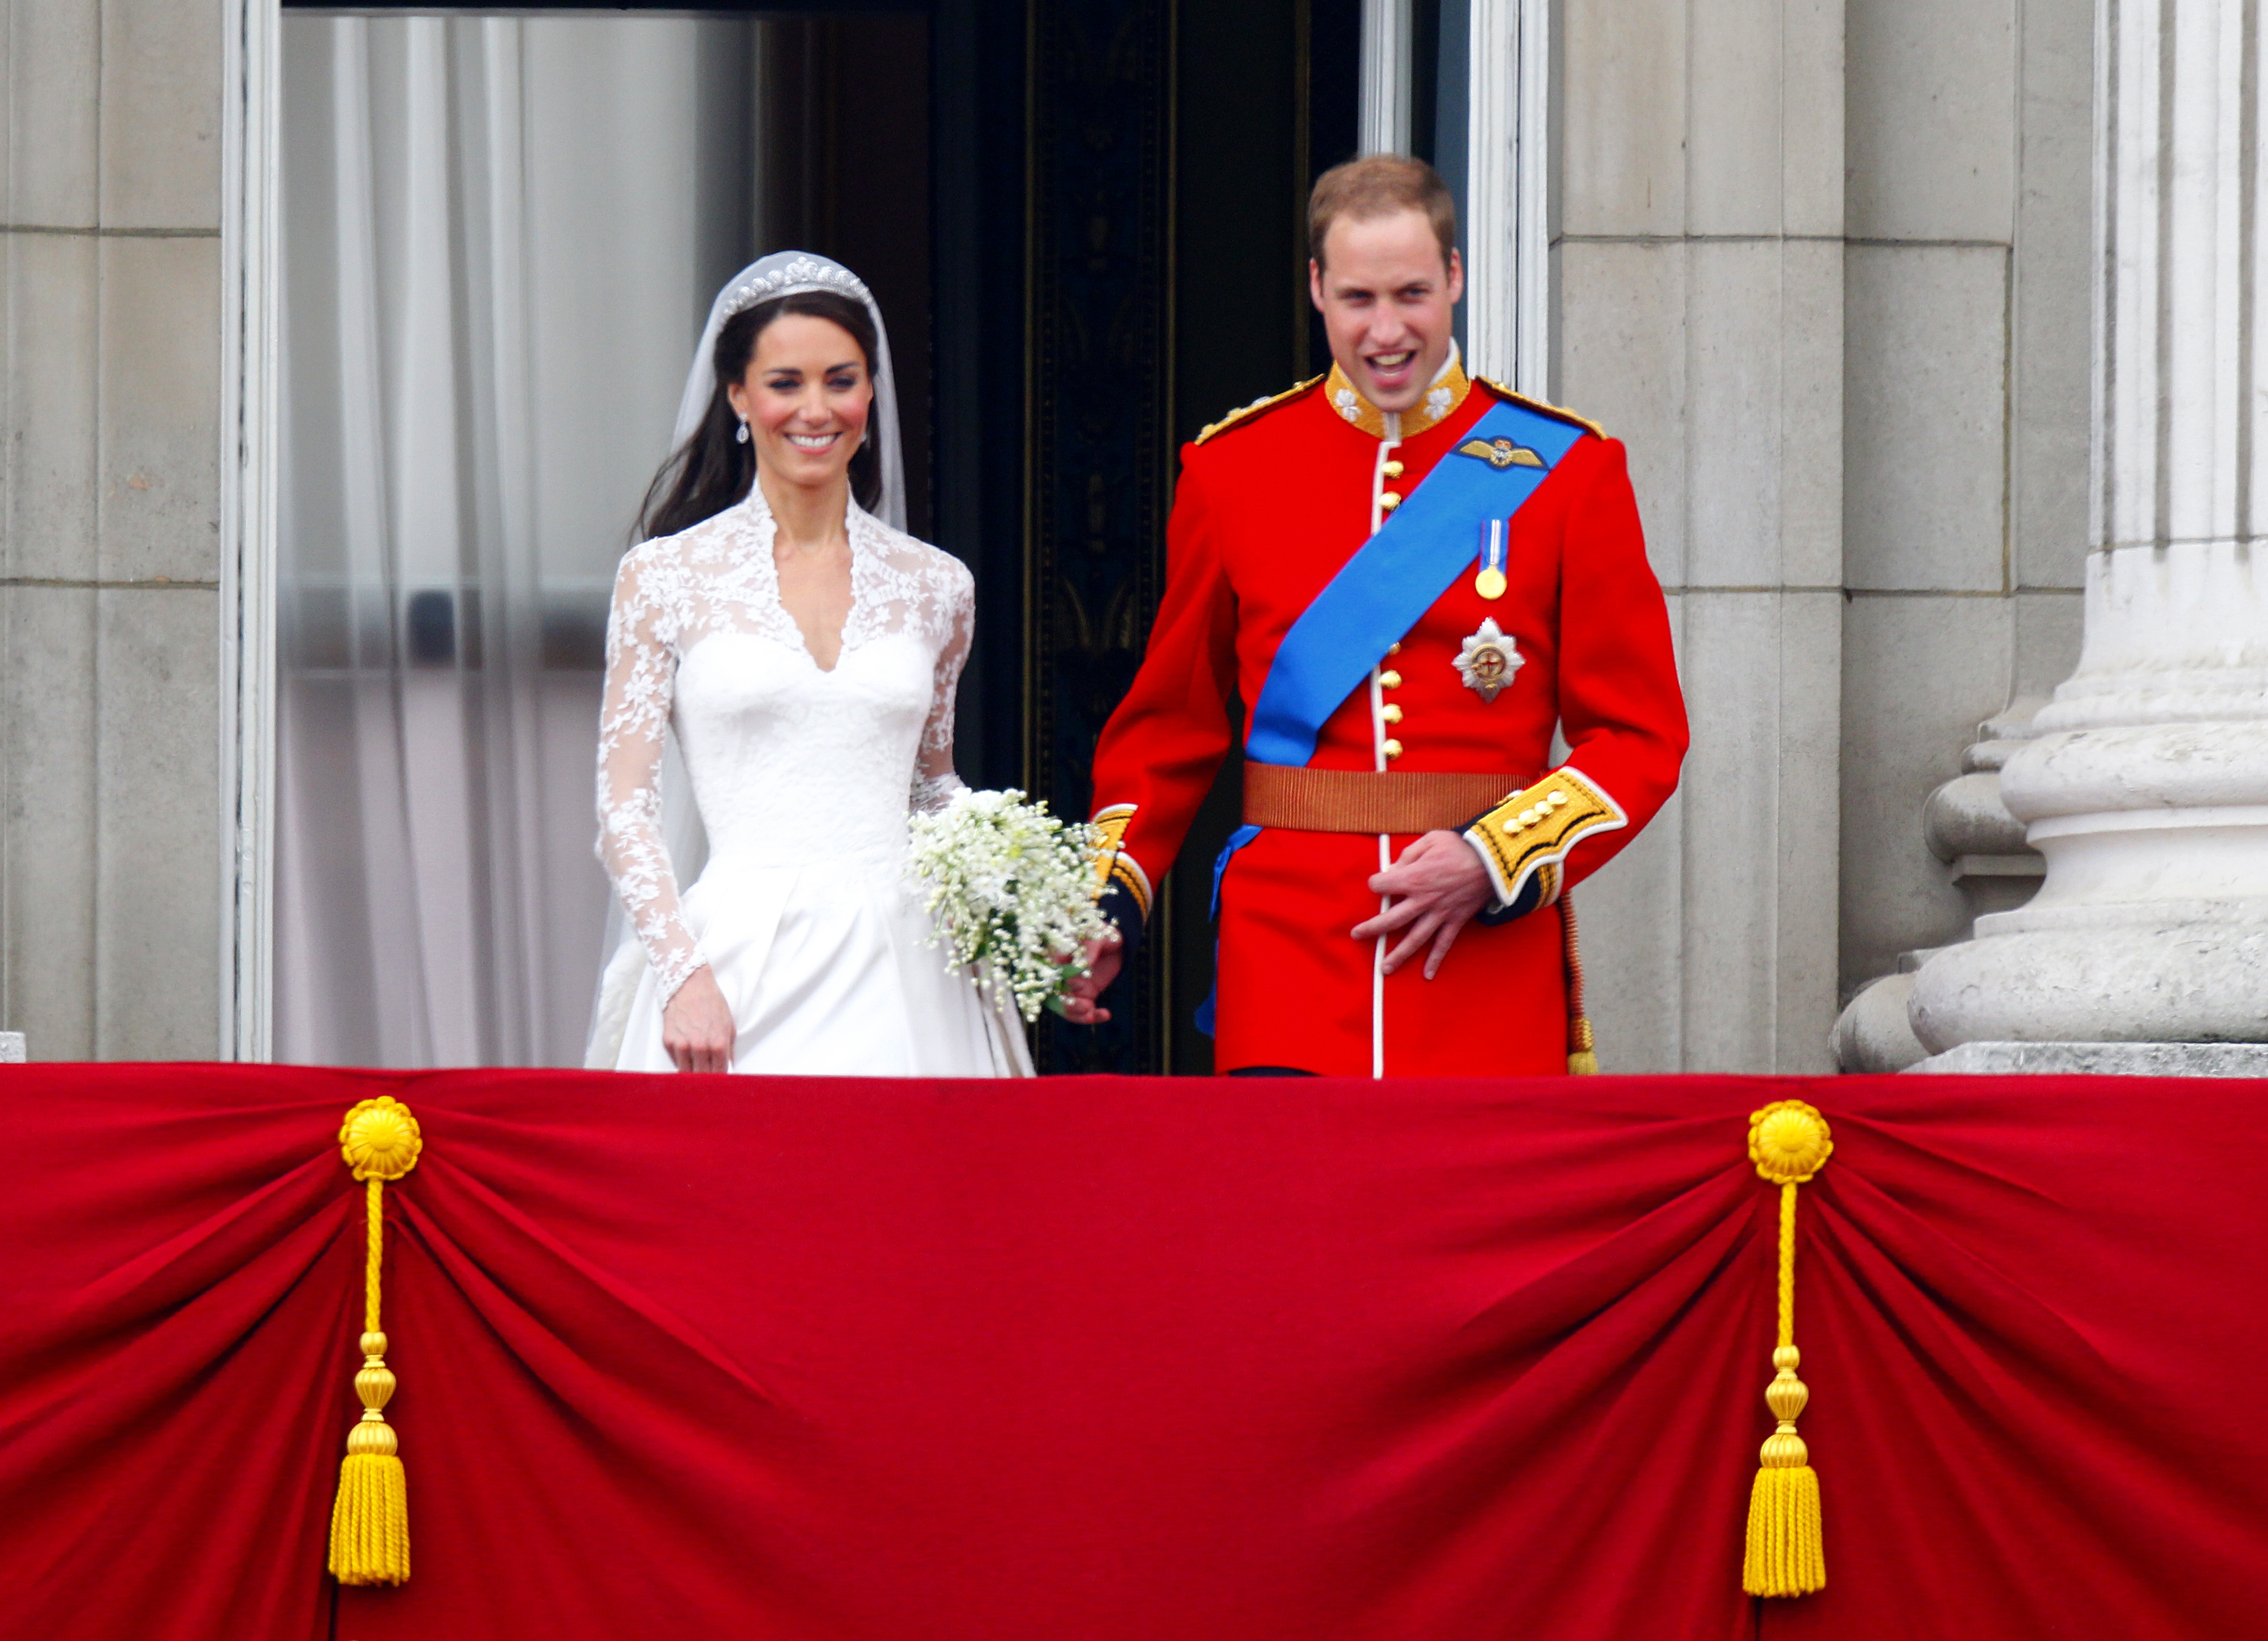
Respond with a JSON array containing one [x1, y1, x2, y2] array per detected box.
[[2, 1065, 2263, 1639]]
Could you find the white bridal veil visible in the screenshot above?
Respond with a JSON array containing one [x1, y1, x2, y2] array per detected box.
[[584, 251, 908, 1067]]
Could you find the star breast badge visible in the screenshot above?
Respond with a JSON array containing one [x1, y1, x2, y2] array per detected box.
[[1454, 618, 1523, 703], [1457, 436, 1545, 470]]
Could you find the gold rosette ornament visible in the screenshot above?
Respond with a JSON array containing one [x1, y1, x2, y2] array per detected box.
[[328, 1096, 422, 1586], [1742, 1099, 1831, 1598]]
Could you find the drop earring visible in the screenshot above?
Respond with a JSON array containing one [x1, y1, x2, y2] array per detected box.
[[735, 419, 750, 445]]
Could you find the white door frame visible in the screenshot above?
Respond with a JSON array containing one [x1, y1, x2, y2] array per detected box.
[[217, 0, 1554, 1059], [1357, 0, 1551, 396], [1358, 0, 1415, 155], [219, 0, 281, 1060], [1465, 0, 1551, 394]]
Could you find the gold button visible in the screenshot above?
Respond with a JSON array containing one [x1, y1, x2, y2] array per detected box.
[[1378, 491, 1402, 511], [1380, 703, 1403, 724], [1382, 459, 1405, 478], [1382, 738, 1404, 760], [1378, 669, 1402, 689], [1386, 641, 1402, 656]]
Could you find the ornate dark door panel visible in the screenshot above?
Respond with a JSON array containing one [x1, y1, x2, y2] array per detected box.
[[1024, 0, 1178, 1073]]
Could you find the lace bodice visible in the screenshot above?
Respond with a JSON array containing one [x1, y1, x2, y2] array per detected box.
[[596, 492, 973, 1001]]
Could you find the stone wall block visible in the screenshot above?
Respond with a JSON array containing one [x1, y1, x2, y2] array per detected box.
[[1685, 240, 1846, 590], [1555, 238, 1688, 586], [4, 230, 98, 578], [1779, 0, 1848, 238], [1677, 590, 1838, 1071], [4, 0, 101, 226], [1844, 244, 2008, 591], [1577, 591, 1686, 1071], [1845, 0, 2017, 241], [1772, 588, 1841, 1069], [94, 588, 218, 1058], [2010, 0, 2094, 592], [1838, 592, 2014, 988], [1686, 0, 1787, 236], [1580, 787, 1685, 1072], [2010, 301, 2090, 592], [1685, 239, 1785, 586], [1557, 0, 1687, 237], [98, 0, 223, 229], [1778, 238, 1845, 585], [2013, 588, 2082, 701], [1672, 591, 1777, 1069], [97, 235, 221, 582], [2, 584, 99, 1057]]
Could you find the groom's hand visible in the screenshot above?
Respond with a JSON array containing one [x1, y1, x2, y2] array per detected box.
[[1353, 830, 1494, 979], [1060, 927, 1124, 1025]]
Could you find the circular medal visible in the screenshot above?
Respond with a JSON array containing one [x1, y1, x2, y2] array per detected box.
[[1474, 566, 1507, 601]]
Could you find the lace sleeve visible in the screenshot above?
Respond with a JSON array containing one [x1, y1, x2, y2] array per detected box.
[[910, 557, 975, 814], [595, 548, 706, 1001]]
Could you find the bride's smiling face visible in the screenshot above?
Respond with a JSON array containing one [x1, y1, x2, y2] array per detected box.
[[727, 313, 873, 491]]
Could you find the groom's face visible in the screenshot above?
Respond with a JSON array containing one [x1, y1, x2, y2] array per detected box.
[[1309, 209, 1464, 415]]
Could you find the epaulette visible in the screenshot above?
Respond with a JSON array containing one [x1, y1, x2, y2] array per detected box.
[[1476, 377, 1605, 440], [1193, 374, 1325, 445]]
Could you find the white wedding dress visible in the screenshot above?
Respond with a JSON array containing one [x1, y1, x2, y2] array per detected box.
[[589, 489, 1030, 1076]]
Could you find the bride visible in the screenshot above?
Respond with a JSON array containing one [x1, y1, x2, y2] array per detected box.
[[587, 252, 1029, 1076]]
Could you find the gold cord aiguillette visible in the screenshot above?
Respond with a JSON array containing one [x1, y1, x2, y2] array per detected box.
[[1741, 1099, 1831, 1598], [328, 1096, 422, 1586]]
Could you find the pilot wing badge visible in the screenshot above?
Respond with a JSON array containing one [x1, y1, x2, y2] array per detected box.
[[1457, 436, 1546, 470], [1454, 618, 1523, 703]]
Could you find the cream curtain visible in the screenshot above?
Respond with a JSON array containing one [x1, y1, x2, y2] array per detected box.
[[278, 14, 760, 1065]]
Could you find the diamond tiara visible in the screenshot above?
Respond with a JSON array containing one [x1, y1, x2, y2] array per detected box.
[[719, 255, 872, 319]]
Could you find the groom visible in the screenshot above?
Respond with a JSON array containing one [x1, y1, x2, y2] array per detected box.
[[1063, 155, 1687, 1077]]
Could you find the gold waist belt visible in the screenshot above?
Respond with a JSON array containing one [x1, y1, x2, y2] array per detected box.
[[1241, 765, 1518, 835]]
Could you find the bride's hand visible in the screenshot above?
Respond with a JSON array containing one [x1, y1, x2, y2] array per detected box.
[[1059, 927, 1123, 1026], [662, 966, 735, 1072]]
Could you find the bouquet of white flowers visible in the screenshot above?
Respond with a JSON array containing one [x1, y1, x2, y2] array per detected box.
[[907, 787, 1116, 1023]]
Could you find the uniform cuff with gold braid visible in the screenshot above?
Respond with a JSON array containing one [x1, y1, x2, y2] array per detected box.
[[1090, 803, 1152, 959], [1460, 766, 1627, 918], [1471, 860, 1556, 926]]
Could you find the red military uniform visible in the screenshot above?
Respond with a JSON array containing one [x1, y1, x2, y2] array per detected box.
[[1089, 352, 1687, 1076]]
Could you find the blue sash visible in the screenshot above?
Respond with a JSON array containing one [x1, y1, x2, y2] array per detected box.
[[1244, 397, 1582, 766], [1197, 395, 1583, 1037]]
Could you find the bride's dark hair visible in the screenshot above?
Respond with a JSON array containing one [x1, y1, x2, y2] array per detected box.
[[633, 289, 883, 543]]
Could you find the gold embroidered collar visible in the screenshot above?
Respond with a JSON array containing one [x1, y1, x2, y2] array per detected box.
[[1322, 342, 1471, 441]]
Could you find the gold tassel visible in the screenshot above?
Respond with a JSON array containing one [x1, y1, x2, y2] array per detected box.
[[1567, 1015, 1599, 1077], [328, 1097, 422, 1586], [1742, 1101, 1831, 1598], [1561, 894, 1598, 1075]]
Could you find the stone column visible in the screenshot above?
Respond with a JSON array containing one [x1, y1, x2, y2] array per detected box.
[[1909, 0, 2268, 1072]]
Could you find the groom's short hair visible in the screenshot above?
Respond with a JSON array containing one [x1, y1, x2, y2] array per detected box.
[[1308, 156, 1458, 272]]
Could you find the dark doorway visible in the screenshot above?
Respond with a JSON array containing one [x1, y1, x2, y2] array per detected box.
[[279, 0, 1360, 1072], [1021, 0, 1359, 1072], [757, 15, 935, 537]]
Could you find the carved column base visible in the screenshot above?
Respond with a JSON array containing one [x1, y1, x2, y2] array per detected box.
[[1909, 544, 2268, 1056], [1910, 1039, 2268, 1076]]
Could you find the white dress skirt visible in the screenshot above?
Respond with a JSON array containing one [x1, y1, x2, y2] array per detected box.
[[608, 851, 1029, 1076], [588, 492, 1031, 1077]]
